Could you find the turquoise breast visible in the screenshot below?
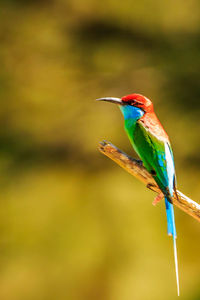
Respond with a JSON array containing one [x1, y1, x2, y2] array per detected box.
[[119, 105, 144, 126]]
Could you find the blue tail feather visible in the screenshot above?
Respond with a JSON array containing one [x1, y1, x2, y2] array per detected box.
[[165, 197, 179, 295], [164, 197, 176, 238]]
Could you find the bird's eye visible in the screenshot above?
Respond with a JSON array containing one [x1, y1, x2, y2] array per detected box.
[[130, 100, 136, 105]]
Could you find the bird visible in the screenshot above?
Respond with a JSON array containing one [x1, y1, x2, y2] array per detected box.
[[97, 93, 180, 296]]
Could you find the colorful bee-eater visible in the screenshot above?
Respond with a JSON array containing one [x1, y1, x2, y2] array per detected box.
[[97, 93, 180, 295]]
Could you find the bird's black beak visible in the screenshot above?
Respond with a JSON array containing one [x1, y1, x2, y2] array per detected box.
[[96, 97, 123, 105]]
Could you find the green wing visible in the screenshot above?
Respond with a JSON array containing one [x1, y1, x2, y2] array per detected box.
[[125, 120, 174, 195]]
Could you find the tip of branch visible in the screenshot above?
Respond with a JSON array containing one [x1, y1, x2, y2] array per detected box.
[[99, 140, 108, 147], [98, 140, 112, 153]]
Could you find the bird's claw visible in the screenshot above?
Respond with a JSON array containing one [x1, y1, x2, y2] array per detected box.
[[152, 192, 164, 206]]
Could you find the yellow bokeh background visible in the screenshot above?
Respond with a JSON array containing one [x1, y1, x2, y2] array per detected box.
[[0, 1, 199, 299]]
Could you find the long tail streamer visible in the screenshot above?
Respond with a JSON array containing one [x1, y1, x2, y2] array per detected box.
[[165, 197, 180, 296], [173, 236, 180, 296]]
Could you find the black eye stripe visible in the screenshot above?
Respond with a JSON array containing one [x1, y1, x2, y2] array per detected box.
[[130, 100, 142, 105], [124, 99, 143, 106]]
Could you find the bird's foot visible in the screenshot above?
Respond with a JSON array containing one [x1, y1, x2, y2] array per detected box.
[[152, 192, 164, 206]]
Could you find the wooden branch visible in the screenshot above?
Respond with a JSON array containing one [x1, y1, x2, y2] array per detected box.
[[98, 140, 200, 222]]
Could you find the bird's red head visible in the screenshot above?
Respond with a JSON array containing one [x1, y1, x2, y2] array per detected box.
[[121, 94, 153, 112]]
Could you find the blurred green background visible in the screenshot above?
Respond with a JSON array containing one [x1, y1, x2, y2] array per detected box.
[[0, 1, 200, 299]]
